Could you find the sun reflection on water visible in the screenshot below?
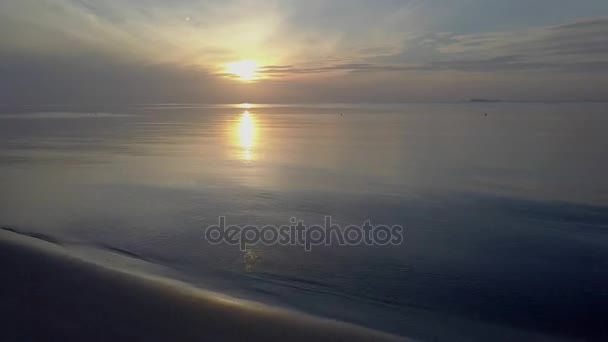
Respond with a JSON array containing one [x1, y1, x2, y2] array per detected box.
[[237, 111, 256, 161]]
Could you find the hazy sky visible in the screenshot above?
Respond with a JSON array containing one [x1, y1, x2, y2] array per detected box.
[[1, 0, 607, 103]]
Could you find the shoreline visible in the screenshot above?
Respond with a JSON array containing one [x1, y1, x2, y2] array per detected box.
[[0, 229, 407, 341]]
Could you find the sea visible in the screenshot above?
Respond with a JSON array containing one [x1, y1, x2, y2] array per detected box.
[[1, 103, 607, 341]]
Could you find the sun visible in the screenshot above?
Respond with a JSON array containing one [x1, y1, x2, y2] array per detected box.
[[225, 60, 259, 81]]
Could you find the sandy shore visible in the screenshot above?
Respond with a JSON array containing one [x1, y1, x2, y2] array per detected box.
[[0, 229, 407, 341]]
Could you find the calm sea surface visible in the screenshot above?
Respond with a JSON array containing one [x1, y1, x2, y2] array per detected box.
[[1, 103, 607, 341]]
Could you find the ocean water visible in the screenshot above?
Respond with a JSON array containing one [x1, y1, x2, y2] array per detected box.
[[1, 103, 607, 341]]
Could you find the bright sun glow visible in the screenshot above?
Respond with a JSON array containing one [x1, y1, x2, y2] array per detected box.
[[226, 60, 259, 81]]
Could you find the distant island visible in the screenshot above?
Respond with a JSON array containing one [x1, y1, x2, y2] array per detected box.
[[470, 98, 503, 103]]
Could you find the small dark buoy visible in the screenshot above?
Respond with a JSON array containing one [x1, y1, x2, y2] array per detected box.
[[484, 113, 488, 116]]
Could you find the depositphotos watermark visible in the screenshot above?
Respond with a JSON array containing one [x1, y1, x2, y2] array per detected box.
[[205, 216, 404, 251]]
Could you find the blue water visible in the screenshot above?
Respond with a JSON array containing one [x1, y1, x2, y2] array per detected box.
[[1, 103, 607, 341]]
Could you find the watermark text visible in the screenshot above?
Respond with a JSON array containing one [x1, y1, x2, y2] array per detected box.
[[205, 216, 404, 251]]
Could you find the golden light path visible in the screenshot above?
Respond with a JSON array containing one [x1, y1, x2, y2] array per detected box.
[[238, 110, 256, 161]]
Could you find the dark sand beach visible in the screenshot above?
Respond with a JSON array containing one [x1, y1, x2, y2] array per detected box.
[[0, 229, 406, 341]]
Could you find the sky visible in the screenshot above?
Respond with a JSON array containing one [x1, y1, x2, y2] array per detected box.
[[1, 0, 607, 104]]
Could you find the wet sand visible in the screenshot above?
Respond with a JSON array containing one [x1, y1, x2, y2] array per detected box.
[[0, 229, 406, 342]]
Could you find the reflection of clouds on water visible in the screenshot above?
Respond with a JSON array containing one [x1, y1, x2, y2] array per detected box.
[[0, 112, 133, 119]]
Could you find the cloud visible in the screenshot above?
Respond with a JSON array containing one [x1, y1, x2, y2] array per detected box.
[[0, 0, 607, 103], [433, 18, 608, 66], [258, 17, 608, 76], [0, 0, 285, 66], [0, 53, 244, 104]]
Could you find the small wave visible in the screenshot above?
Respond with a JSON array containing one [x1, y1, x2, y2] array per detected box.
[[0, 226, 62, 245], [94, 243, 150, 262]]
